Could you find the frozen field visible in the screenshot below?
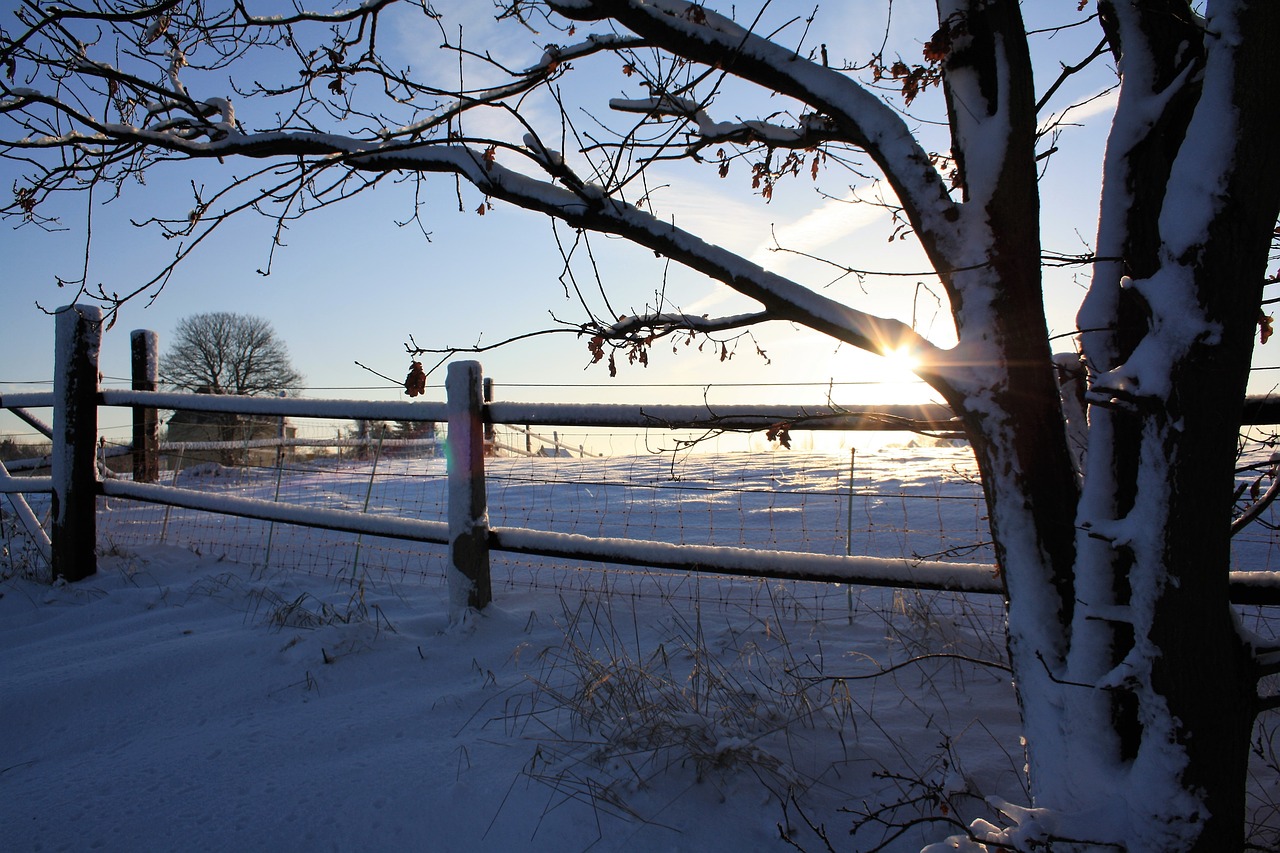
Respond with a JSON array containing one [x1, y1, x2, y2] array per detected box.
[[3, 442, 1279, 851]]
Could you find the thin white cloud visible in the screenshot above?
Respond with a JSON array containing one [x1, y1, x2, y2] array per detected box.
[[750, 190, 888, 268], [1044, 85, 1120, 128]]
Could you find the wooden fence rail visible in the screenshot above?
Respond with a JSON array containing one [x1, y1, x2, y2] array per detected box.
[[5, 305, 1280, 612]]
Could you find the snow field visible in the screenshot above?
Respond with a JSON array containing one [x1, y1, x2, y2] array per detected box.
[[2, 442, 1278, 850]]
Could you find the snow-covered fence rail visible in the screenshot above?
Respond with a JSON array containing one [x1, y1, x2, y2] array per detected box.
[[6, 304, 1280, 609], [497, 423, 597, 457]]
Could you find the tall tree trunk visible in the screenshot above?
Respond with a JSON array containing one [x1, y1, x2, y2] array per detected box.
[[948, 1, 1279, 848], [1149, 3, 1280, 832], [1015, 1, 1279, 847]]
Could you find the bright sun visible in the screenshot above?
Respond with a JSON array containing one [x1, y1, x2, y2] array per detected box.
[[877, 346, 924, 386], [796, 343, 937, 451], [817, 343, 933, 408]]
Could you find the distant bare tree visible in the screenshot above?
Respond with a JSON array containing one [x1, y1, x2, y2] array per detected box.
[[162, 312, 302, 396]]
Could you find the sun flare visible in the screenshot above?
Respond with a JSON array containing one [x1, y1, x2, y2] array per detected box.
[[881, 346, 921, 379], [816, 342, 934, 411]]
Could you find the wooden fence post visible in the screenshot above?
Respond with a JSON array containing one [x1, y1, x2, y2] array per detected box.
[[275, 390, 287, 469], [52, 304, 102, 582], [130, 330, 160, 483], [446, 360, 493, 614], [482, 376, 495, 454]]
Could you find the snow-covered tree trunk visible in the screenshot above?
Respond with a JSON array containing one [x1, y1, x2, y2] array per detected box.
[[952, 1, 1280, 848]]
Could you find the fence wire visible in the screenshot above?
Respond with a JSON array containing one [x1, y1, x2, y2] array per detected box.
[[74, 428, 989, 594], [6, 412, 1280, 629]]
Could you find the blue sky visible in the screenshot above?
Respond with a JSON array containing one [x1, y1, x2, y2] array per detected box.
[[3, 1, 1271, 446]]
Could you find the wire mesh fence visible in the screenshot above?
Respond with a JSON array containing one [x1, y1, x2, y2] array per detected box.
[[5, 371, 1280, 631], [55, 429, 986, 625], [9, 415, 1280, 569]]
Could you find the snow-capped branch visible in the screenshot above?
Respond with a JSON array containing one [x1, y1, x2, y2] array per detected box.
[[1076, 2, 1206, 375], [9, 87, 938, 370], [601, 311, 768, 338], [343, 139, 944, 370], [609, 95, 838, 153], [547, 0, 963, 259]]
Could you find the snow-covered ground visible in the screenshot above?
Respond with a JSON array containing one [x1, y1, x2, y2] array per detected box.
[[3, 443, 1278, 851]]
